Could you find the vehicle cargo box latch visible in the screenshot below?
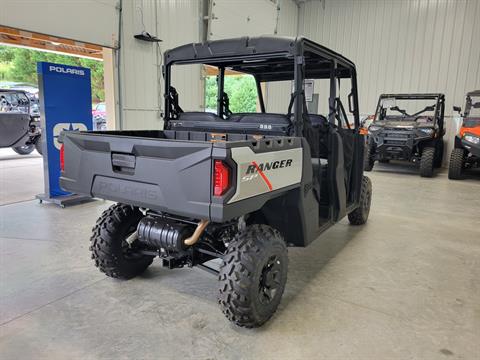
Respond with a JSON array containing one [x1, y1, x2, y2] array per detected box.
[[111, 153, 136, 174]]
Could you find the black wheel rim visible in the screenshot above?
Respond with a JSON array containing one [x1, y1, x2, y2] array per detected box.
[[258, 255, 283, 305]]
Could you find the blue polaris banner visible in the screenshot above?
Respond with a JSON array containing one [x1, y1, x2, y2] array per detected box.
[[37, 62, 92, 198]]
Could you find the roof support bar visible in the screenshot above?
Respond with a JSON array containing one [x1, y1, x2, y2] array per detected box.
[[328, 60, 337, 125], [255, 77, 266, 113], [293, 55, 305, 136], [217, 67, 225, 118]]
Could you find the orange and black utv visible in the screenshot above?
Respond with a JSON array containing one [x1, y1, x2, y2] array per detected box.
[[449, 90, 480, 180]]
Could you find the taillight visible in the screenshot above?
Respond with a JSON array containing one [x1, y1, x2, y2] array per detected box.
[[60, 144, 65, 171], [213, 160, 230, 196]]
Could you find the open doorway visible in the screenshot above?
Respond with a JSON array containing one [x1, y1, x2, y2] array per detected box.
[[0, 25, 115, 205]]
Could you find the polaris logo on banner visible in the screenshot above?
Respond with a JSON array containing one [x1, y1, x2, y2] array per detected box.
[[53, 123, 88, 149], [49, 66, 85, 76]]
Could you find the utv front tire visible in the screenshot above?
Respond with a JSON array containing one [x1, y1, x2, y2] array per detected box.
[[434, 139, 444, 168], [364, 145, 375, 171], [35, 136, 43, 155], [12, 145, 34, 155], [218, 224, 288, 328], [90, 203, 154, 280], [420, 147, 435, 177], [448, 148, 465, 180], [348, 176, 372, 225]]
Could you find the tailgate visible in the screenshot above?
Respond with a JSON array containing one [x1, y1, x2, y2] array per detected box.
[[60, 132, 213, 219]]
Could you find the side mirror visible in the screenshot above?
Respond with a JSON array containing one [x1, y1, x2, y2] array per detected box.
[[453, 106, 462, 114]]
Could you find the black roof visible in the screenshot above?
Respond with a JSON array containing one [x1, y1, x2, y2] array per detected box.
[[0, 88, 28, 94], [164, 36, 356, 81], [379, 93, 445, 100], [467, 90, 480, 97]]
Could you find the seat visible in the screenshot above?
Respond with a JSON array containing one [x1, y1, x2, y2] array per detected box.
[[309, 114, 328, 127], [176, 112, 224, 122], [169, 112, 291, 136], [228, 113, 290, 125]]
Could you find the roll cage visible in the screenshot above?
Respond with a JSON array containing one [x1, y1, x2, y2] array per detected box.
[[374, 93, 445, 128], [464, 90, 480, 118], [162, 36, 360, 136], [0, 89, 31, 114]]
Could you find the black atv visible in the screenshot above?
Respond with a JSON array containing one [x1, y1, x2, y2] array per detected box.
[[365, 93, 445, 177], [0, 89, 43, 155], [60, 36, 372, 328], [448, 90, 480, 179]]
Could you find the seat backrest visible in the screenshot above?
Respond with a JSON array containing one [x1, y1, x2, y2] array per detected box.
[[228, 113, 290, 125], [177, 112, 224, 122], [309, 114, 328, 127]]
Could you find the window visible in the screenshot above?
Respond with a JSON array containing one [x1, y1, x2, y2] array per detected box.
[[204, 66, 259, 114]]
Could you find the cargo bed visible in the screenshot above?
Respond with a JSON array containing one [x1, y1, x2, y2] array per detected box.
[[60, 130, 304, 222]]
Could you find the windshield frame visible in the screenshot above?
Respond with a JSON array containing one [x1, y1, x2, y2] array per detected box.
[[374, 93, 444, 127], [464, 94, 480, 118]]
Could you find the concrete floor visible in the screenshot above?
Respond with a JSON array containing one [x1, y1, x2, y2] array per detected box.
[[0, 156, 479, 359], [0, 148, 43, 205]]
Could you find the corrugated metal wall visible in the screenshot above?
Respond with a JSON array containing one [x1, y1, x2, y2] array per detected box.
[[299, 0, 480, 116], [265, 0, 299, 113], [206, 0, 299, 113], [208, 0, 278, 40], [119, 0, 202, 129]]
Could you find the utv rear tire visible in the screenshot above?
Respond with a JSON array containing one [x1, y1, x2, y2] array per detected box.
[[35, 137, 43, 155], [218, 224, 288, 328], [12, 145, 34, 155], [420, 147, 435, 178], [364, 145, 374, 171], [348, 176, 372, 225], [90, 203, 154, 280], [448, 148, 465, 180]]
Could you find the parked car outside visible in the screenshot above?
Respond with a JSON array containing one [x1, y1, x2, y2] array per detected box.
[[92, 102, 107, 130]]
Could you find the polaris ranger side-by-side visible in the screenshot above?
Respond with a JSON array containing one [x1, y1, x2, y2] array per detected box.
[[365, 93, 445, 177], [0, 89, 43, 155], [449, 90, 480, 179], [60, 37, 372, 328]]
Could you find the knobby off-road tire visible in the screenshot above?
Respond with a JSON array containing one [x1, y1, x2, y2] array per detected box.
[[448, 148, 465, 180], [419, 147, 435, 178], [218, 224, 288, 328], [12, 144, 34, 155], [348, 176, 372, 225], [90, 203, 154, 280], [35, 136, 43, 155], [364, 145, 375, 171], [434, 139, 444, 168]]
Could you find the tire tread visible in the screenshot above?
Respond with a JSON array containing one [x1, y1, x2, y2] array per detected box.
[[218, 224, 287, 328], [448, 148, 465, 180], [90, 203, 153, 280]]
